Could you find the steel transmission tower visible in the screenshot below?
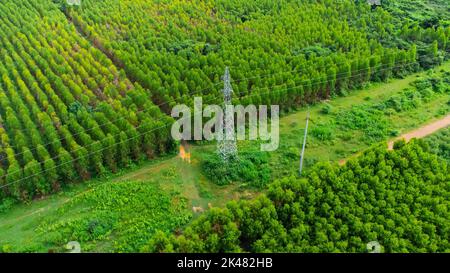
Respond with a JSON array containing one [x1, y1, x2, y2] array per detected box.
[[217, 67, 237, 162]]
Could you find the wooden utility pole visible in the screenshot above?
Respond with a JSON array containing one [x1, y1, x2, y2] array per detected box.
[[299, 111, 310, 176]]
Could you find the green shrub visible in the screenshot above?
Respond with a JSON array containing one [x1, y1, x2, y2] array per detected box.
[[423, 127, 450, 164], [389, 129, 401, 137], [201, 152, 271, 188], [320, 104, 333, 115], [311, 124, 334, 141], [337, 105, 388, 142], [0, 198, 16, 213], [413, 78, 433, 90]]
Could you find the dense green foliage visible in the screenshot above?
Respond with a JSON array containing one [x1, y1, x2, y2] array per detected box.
[[0, 0, 448, 204], [384, 0, 450, 27], [338, 105, 389, 141], [383, 0, 449, 68], [0, 0, 449, 253], [424, 127, 450, 164], [144, 140, 449, 253], [201, 151, 271, 188], [35, 180, 191, 252], [0, 0, 173, 203], [65, 0, 448, 110]]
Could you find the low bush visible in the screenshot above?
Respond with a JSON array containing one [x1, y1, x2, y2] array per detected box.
[[311, 124, 334, 141], [320, 104, 333, 115], [423, 127, 450, 164], [337, 105, 388, 142], [201, 151, 271, 188]]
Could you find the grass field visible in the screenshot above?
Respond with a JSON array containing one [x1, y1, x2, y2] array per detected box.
[[0, 61, 449, 252]]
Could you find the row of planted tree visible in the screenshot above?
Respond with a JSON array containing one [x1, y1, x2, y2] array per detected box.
[[0, 0, 448, 202], [66, 0, 448, 110], [0, 0, 173, 201]]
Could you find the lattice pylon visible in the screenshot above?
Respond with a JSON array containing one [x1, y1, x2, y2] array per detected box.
[[217, 67, 237, 162]]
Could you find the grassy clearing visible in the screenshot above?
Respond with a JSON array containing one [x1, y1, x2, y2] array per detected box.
[[36, 180, 192, 253], [0, 62, 449, 252]]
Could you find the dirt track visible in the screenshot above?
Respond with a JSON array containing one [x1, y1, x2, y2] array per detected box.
[[339, 114, 450, 165], [387, 114, 450, 150]]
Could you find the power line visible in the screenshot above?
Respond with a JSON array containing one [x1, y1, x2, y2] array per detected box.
[[0, 59, 426, 177], [0, 57, 422, 167], [0, 60, 429, 189], [0, 52, 429, 158]]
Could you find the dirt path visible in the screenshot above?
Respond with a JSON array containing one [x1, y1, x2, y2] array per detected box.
[[339, 114, 450, 165], [387, 114, 450, 150]]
